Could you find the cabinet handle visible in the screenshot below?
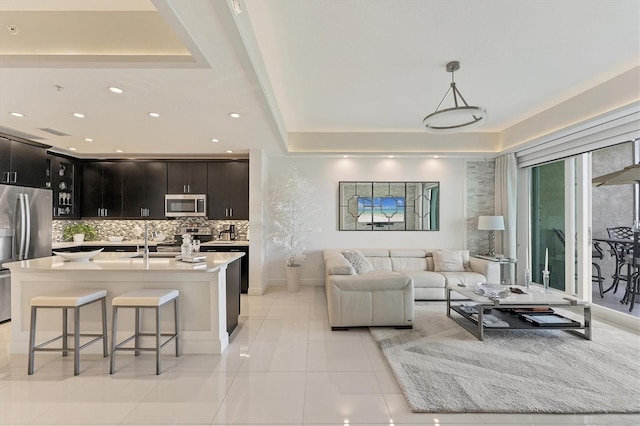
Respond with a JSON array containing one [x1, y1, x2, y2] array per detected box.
[[230, 208, 233, 217], [2, 172, 8, 183], [183, 184, 187, 193], [187, 184, 191, 193], [10, 172, 17, 183]]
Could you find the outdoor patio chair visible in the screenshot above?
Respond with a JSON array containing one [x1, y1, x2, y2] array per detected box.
[[606, 226, 633, 294], [620, 231, 639, 312], [552, 228, 604, 297]]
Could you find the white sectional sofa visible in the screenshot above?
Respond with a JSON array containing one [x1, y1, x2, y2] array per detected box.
[[323, 248, 499, 329]]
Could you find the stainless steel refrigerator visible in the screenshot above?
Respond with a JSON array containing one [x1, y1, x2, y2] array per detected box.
[[0, 184, 52, 322]]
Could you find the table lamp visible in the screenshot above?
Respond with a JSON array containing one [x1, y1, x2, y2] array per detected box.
[[478, 215, 505, 257]]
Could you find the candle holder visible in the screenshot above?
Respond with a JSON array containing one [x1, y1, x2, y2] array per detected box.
[[542, 270, 550, 293], [523, 269, 531, 291]]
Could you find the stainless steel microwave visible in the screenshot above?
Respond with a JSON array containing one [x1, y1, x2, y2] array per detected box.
[[165, 194, 207, 217]]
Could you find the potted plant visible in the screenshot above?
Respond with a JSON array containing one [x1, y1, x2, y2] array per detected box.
[[62, 223, 98, 243], [270, 167, 320, 291]]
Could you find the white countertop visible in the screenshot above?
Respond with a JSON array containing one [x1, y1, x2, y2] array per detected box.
[[3, 252, 244, 273], [52, 240, 249, 249]]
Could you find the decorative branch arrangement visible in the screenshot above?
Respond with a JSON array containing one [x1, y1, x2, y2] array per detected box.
[[270, 167, 320, 267]]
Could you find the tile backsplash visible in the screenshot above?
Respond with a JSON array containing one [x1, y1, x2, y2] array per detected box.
[[53, 218, 249, 242]]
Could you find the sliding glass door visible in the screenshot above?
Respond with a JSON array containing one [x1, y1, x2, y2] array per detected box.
[[530, 157, 587, 295], [531, 161, 567, 291]]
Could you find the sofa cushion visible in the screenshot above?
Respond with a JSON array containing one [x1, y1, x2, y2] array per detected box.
[[406, 270, 446, 288], [439, 271, 487, 287], [341, 250, 374, 274], [432, 250, 466, 272], [391, 257, 428, 272], [325, 254, 356, 275]]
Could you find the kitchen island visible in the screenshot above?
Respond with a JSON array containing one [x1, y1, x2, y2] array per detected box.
[[3, 251, 244, 355]]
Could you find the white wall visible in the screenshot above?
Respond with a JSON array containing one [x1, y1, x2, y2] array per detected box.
[[265, 155, 469, 288]]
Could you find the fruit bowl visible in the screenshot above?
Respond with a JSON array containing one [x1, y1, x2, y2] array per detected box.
[[53, 248, 104, 262], [108, 236, 124, 242]]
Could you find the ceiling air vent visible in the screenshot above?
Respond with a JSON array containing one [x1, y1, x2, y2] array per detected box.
[[39, 127, 70, 136]]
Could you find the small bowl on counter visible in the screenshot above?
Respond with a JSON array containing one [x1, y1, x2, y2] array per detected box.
[[153, 234, 167, 242], [108, 236, 124, 242]]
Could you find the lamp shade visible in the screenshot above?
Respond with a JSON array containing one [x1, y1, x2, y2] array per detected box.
[[478, 215, 505, 231]]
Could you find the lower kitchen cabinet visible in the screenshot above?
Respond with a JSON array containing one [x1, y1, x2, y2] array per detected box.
[[226, 258, 241, 334], [200, 245, 249, 293]]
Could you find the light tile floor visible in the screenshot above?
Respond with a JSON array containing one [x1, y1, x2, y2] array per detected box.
[[1, 286, 638, 425]]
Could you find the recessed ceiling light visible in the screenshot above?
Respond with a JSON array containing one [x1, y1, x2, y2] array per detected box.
[[10, 112, 24, 117], [72, 112, 85, 118], [108, 86, 124, 94], [226, 150, 233, 153], [229, 113, 240, 118], [84, 138, 93, 142], [388, 155, 395, 158], [343, 155, 349, 158], [68, 147, 77, 151], [115, 149, 123, 153], [211, 138, 220, 142], [433, 155, 439, 158], [149, 112, 160, 118]]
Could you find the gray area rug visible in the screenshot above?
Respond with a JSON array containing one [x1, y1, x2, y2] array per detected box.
[[369, 303, 640, 414]]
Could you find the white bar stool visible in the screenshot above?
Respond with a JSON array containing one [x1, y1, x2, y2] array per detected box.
[[28, 289, 108, 376], [110, 289, 180, 375]]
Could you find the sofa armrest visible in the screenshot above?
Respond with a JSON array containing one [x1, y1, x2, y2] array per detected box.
[[329, 271, 412, 291], [469, 257, 500, 283], [325, 253, 356, 275]]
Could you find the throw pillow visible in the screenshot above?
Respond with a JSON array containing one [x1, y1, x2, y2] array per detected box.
[[432, 250, 466, 272], [341, 250, 375, 275]]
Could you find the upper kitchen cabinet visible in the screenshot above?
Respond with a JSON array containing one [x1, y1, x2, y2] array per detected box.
[[207, 161, 249, 220], [0, 135, 48, 188], [49, 155, 79, 219], [167, 162, 207, 194], [122, 161, 167, 218], [81, 162, 123, 218]]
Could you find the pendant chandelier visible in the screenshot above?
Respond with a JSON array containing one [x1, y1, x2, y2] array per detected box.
[[423, 61, 486, 134]]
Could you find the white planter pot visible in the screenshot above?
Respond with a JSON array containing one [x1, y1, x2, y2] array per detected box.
[[285, 265, 301, 292], [73, 234, 85, 243]]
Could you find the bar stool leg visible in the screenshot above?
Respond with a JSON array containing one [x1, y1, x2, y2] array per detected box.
[[110, 305, 118, 374], [156, 307, 161, 375], [28, 306, 37, 375], [74, 306, 80, 375], [174, 298, 180, 357], [134, 307, 141, 357], [62, 308, 68, 357], [101, 297, 108, 357]]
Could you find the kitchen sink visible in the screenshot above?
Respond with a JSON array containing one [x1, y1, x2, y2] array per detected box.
[[128, 252, 181, 259], [204, 241, 240, 245]]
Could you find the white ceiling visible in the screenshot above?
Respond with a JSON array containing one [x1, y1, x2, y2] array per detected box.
[[0, 0, 638, 158]]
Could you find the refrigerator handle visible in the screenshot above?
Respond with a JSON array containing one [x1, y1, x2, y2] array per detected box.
[[23, 193, 31, 259], [17, 194, 27, 260]]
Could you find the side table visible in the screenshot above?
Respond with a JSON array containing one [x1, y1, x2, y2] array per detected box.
[[473, 255, 517, 284]]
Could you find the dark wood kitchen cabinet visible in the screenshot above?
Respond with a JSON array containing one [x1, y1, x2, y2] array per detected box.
[[81, 162, 123, 218], [167, 162, 207, 194], [207, 161, 249, 220], [0, 135, 48, 188], [200, 245, 249, 293], [122, 162, 167, 218]]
